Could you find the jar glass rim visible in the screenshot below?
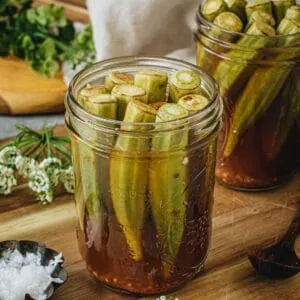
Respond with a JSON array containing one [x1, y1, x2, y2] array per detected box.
[[66, 56, 222, 133], [196, 4, 300, 42]]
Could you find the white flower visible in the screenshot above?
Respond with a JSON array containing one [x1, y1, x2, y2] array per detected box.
[[39, 157, 62, 186], [28, 169, 51, 194], [0, 164, 17, 195], [0, 146, 21, 166], [15, 155, 38, 178], [36, 189, 54, 204], [39, 157, 62, 172], [59, 166, 75, 194]]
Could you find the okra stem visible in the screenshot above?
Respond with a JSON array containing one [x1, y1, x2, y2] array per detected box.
[[83, 94, 117, 118], [111, 84, 147, 120], [246, 0, 273, 19], [169, 70, 201, 103], [246, 11, 276, 30], [77, 85, 107, 107], [178, 94, 209, 114], [201, 0, 228, 21], [134, 70, 168, 104], [213, 11, 244, 32], [104, 71, 134, 92]]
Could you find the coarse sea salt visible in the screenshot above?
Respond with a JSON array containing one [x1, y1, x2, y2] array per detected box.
[[0, 248, 63, 300]]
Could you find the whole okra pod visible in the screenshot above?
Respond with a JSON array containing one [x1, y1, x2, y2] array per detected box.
[[110, 100, 156, 261], [149, 103, 189, 277], [77, 86, 117, 250]]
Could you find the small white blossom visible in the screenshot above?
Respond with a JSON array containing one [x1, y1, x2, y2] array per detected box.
[[0, 146, 21, 166], [0, 164, 17, 195], [59, 166, 75, 194], [36, 189, 54, 204], [15, 155, 38, 178], [39, 157, 62, 186], [28, 169, 51, 194]]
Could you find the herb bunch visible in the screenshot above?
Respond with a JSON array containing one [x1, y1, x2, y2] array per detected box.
[[0, 0, 95, 77], [0, 125, 74, 204]]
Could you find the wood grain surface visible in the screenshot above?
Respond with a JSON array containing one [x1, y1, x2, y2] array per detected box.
[[0, 57, 66, 115], [0, 126, 299, 299]]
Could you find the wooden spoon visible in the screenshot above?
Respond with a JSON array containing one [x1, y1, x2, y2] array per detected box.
[[248, 211, 300, 279]]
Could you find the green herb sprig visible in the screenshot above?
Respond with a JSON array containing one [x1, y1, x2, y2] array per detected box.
[[0, 0, 95, 77]]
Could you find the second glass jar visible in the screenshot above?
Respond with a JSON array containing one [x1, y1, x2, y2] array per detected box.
[[195, 7, 300, 191]]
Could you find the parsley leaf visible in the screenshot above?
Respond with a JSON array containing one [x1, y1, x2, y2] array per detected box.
[[0, 1, 95, 78]]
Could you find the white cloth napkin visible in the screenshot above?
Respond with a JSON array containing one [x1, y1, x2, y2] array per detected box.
[[86, 0, 199, 63]]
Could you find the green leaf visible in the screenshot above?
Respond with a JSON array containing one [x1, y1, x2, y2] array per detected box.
[[64, 24, 96, 67], [26, 4, 67, 28], [29, 38, 59, 77]]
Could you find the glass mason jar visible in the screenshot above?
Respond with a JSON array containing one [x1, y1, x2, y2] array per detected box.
[[65, 57, 222, 295], [195, 6, 300, 191]]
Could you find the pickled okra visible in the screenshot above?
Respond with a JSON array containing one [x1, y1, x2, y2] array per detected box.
[[77, 85, 107, 107], [214, 19, 275, 97], [134, 70, 168, 104], [272, 0, 295, 25], [169, 70, 201, 103], [110, 100, 156, 261], [76, 65, 216, 283], [105, 71, 134, 92], [178, 94, 209, 114], [77, 86, 117, 250], [201, 0, 228, 21], [196, 11, 244, 75], [224, 0, 247, 21], [197, 0, 300, 189], [224, 9, 300, 157], [268, 69, 300, 160], [213, 12, 244, 32], [111, 84, 147, 120], [245, 0, 273, 19], [246, 11, 276, 29], [149, 103, 189, 277]]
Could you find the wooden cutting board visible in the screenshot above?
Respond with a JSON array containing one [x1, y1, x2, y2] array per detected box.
[[0, 125, 299, 299], [0, 57, 66, 115], [0, 0, 89, 115]]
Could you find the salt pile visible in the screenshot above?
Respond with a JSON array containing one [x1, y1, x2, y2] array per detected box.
[[0, 248, 63, 300]]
